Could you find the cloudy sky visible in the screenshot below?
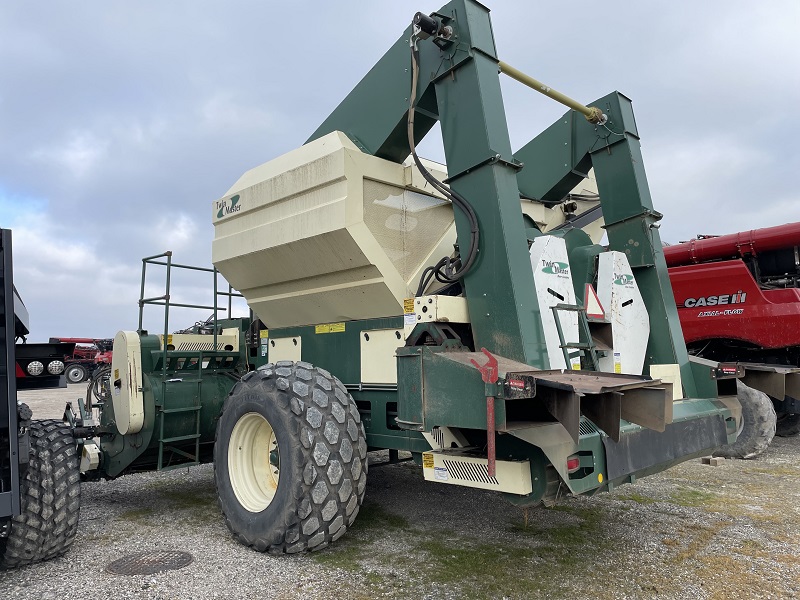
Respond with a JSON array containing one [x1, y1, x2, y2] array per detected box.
[[1, 1, 798, 341]]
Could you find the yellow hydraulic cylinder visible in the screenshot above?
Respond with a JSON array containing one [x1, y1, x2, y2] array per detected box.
[[498, 60, 606, 125]]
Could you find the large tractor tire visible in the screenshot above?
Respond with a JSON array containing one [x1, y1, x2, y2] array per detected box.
[[776, 410, 800, 438], [65, 364, 88, 384], [0, 420, 81, 569], [214, 361, 368, 553], [714, 380, 776, 459]]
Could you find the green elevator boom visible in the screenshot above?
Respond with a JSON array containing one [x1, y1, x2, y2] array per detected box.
[[307, 1, 695, 392]]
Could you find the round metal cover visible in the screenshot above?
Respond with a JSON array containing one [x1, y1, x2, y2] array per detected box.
[[106, 550, 194, 575]]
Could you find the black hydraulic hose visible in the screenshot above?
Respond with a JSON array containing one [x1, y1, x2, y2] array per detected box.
[[86, 364, 112, 413], [408, 41, 480, 296]]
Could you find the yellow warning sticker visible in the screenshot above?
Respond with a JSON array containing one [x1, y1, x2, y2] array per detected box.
[[614, 362, 622, 374], [259, 330, 269, 339], [403, 298, 415, 314], [315, 322, 346, 334], [114, 369, 119, 380], [422, 452, 434, 469], [166, 334, 173, 346]]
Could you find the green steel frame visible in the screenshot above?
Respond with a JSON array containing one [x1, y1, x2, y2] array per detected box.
[[295, 0, 735, 503], [308, 1, 692, 386]]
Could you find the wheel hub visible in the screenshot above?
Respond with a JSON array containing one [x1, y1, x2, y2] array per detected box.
[[227, 412, 280, 512]]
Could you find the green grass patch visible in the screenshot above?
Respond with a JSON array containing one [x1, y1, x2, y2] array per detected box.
[[310, 501, 410, 571], [614, 492, 657, 505], [351, 501, 409, 531], [416, 539, 537, 599], [520, 505, 608, 567], [162, 488, 217, 510], [669, 487, 716, 508], [117, 507, 155, 522], [314, 501, 626, 599], [311, 540, 369, 570]]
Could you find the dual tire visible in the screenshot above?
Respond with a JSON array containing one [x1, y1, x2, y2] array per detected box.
[[0, 420, 81, 568], [214, 361, 367, 553]]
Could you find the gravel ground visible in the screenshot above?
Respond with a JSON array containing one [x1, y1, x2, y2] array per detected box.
[[4, 385, 800, 599]]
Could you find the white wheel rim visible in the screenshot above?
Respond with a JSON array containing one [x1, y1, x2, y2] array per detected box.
[[228, 412, 280, 513]]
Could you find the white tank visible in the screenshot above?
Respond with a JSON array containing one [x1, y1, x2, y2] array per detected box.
[[211, 132, 456, 328], [212, 131, 604, 329]]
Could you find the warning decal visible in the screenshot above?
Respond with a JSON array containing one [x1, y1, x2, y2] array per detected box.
[[422, 452, 434, 469], [315, 322, 346, 334]]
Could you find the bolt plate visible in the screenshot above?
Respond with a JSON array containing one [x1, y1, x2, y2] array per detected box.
[[106, 550, 193, 575]]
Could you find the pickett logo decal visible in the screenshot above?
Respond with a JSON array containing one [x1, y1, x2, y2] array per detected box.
[[216, 194, 241, 218], [541, 261, 569, 275]]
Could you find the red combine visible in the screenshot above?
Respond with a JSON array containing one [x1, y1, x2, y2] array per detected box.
[[48, 337, 113, 384], [665, 222, 800, 449]]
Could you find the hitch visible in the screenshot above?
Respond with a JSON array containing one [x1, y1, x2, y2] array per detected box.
[[470, 347, 499, 477]]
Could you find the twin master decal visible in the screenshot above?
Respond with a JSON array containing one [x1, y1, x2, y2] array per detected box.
[[613, 273, 634, 286], [540, 261, 569, 277], [216, 194, 242, 218]]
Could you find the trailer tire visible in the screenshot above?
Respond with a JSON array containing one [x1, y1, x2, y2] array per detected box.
[[0, 420, 81, 569], [65, 364, 88, 384], [776, 411, 800, 437], [214, 361, 367, 553], [713, 380, 776, 459]]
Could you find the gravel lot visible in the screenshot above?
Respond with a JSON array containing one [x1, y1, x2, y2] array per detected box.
[[4, 384, 800, 599]]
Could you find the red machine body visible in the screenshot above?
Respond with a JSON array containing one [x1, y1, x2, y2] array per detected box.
[[49, 336, 113, 383], [50, 338, 114, 365], [666, 222, 800, 363], [50, 337, 113, 364]]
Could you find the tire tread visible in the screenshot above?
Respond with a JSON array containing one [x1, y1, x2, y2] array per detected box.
[[214, 363, 367, 553], [0, 420, 81, 569]]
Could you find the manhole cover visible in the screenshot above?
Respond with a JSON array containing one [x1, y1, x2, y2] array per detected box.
[[106, 550, 194, 575]]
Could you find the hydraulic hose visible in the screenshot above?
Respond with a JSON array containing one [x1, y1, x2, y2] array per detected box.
[[408, 35, 480, 297]]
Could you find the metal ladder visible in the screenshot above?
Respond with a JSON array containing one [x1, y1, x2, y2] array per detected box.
[[156, 369, 203, 471], [137, 251, 240, 471], [550, 303, 603, 371]]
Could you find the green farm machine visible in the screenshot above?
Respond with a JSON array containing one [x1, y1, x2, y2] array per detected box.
[[2, 0, 748, 565]]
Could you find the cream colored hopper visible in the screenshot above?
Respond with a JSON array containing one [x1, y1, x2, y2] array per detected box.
[[212, 131, 602, 328], [212, 132, 456, 328]]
